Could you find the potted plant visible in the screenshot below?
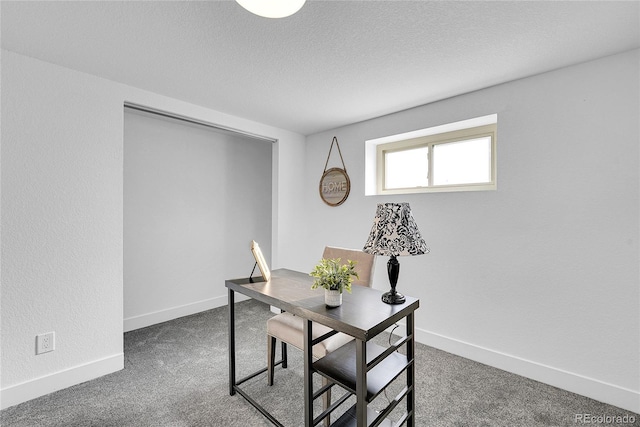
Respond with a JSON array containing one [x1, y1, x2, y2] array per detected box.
[[310, 258, 359, 307]]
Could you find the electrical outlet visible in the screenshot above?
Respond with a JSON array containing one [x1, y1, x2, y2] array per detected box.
[[36, 332, 55, 355]]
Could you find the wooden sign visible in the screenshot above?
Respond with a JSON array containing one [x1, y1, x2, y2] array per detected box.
[[320, 167, 350, 206], [320, 137, 351, 207]]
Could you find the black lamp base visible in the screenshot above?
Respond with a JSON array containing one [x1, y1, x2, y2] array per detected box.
[[382, 255, 406, 304], [382, 290, 406, 304]]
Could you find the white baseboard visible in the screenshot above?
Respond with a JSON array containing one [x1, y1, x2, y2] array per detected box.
[[2, 295, 251, 410], [0, 353, 123, 410], [123, 294, 250, 332], [5, 308, 636, 414], [415, 327, 640, 414]]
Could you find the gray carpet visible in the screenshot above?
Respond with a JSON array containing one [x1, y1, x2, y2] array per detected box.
[[1, 299, 638, 426]]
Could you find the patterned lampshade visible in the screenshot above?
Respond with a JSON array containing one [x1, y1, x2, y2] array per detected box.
[[363, 203, 429, 257]]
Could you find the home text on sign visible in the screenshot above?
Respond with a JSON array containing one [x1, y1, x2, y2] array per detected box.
[[322, 179, 347, 193]]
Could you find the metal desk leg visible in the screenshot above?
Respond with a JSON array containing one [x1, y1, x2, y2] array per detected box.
[[407, 312, 415, 427], [355, 339, 367, 427], [228, 288, 236, 396], [303, 319, 313, 427]]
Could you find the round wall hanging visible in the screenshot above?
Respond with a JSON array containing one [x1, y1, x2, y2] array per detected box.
[[319, 137, 351, 207]]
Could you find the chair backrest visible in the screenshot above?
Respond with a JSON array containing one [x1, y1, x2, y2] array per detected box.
[[322, 246, 375, 288]]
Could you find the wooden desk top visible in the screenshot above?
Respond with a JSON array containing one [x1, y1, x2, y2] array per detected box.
[[226, 268, 419, 341]]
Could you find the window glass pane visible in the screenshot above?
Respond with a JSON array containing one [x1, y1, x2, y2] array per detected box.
[[432, 137, 491, 186], [385, 147, 429, 189]]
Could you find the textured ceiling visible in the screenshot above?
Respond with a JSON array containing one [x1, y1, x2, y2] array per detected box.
[[2, 1, 639, 135]]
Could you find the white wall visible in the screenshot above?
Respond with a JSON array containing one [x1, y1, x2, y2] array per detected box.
[[1, 50, 125, 409], [271, 131, 309, 271], [300, 50, 640, 412], [0, 50, 306, 409], [123, 110, 273, 331], [2, 46, 637, 413]]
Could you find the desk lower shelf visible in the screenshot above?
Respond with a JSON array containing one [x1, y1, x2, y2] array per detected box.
[[313, 340, 410, 403], [331, 405, 393, 427]]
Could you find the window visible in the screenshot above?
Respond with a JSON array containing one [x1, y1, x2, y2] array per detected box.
[[366, 116, 497, 195]]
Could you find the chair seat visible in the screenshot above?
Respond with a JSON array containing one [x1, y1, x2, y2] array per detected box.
[[267, 312, 354, 359]]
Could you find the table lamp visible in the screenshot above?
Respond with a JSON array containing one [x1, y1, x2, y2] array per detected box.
[[363, 203, 429, 304]]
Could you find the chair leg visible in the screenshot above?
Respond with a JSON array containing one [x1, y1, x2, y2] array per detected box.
[[281, 341, 288, 369], [267, 335, 276, 386], [322, 376, 331, 427]]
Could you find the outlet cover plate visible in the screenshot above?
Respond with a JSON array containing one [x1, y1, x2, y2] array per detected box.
[[36, 332, 55, 354]]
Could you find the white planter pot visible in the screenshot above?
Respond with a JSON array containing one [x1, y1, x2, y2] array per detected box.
[[324, 289, 342, 307]]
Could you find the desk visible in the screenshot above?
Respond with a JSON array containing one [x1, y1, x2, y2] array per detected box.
[[226, 268, 419, 427]]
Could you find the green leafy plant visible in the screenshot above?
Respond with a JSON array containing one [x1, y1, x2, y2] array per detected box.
[[310, 258, 359, 293]]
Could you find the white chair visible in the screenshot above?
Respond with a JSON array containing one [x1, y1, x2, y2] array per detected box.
[[266, 246, 375, 424]]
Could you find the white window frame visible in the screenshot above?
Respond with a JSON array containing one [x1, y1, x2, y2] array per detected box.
[[365, 115, 497, 195]]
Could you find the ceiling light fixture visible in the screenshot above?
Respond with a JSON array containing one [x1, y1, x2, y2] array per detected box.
[[235, 0, 306, 18]]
